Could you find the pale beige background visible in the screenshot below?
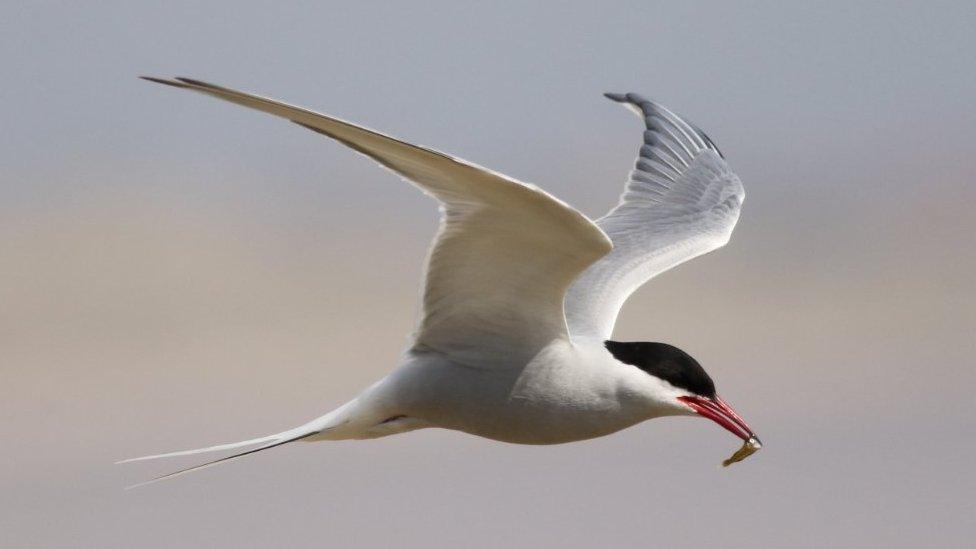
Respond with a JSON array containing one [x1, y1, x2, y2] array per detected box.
[[3, 1, 975, 547]]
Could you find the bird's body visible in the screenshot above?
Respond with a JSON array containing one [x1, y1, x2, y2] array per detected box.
[[319, 341, 668, 446], [121, 78, 759, 485]]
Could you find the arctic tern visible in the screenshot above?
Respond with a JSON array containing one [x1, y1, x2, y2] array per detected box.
[[121, 77, 759, 486]]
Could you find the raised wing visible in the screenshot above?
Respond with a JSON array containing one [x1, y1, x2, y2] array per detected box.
[[565, 93, 744, 341], [142, 77, 612, 365]]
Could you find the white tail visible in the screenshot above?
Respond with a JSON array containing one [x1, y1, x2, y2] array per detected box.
[[121, 429, 324, 489], [118, 400, 362, 489], [116, 433, 284, 465]]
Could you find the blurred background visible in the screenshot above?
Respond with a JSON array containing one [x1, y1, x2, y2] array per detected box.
[[3, 1, 974, 547]]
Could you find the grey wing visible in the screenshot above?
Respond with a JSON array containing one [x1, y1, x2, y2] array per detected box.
[[565, 93, 745, 342], [142, 77, 612, 367]]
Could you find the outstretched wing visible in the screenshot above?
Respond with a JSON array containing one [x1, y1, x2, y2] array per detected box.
[[565, 93, 744, 341], [142, 77, 612, 366]]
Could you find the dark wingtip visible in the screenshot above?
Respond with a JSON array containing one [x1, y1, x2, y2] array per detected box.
[[174, 76, 211, 87], [139, 76, 224, 91], [604, 92, 653, 105], [139, 76, 187, 88], [173, 77, 231, 91]]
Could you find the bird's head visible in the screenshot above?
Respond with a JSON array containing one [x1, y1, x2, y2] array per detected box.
[[605, 341, 759, 443]]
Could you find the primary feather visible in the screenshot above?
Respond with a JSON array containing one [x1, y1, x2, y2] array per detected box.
[[565, 93, 744, 341]]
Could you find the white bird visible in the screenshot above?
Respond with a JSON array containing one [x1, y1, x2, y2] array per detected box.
[[121, 77, 758, 486]]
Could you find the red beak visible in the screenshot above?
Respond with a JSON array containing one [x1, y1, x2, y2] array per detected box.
[[678, 395, 758, 442]]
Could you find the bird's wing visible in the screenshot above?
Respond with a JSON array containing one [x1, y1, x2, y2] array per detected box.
[[564, 93, 744, 341], [142, 77, 612, 366]]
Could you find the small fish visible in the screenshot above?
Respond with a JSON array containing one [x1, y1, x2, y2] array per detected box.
[[722, 436, 762, 467]]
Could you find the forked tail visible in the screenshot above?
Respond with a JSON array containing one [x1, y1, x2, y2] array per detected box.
[[118, 401, 359, 488], [122, 429, 322, 489]]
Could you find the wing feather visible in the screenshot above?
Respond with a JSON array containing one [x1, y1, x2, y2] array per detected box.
[[142, 77, 612, 365], [565, 93, 744, 341]]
